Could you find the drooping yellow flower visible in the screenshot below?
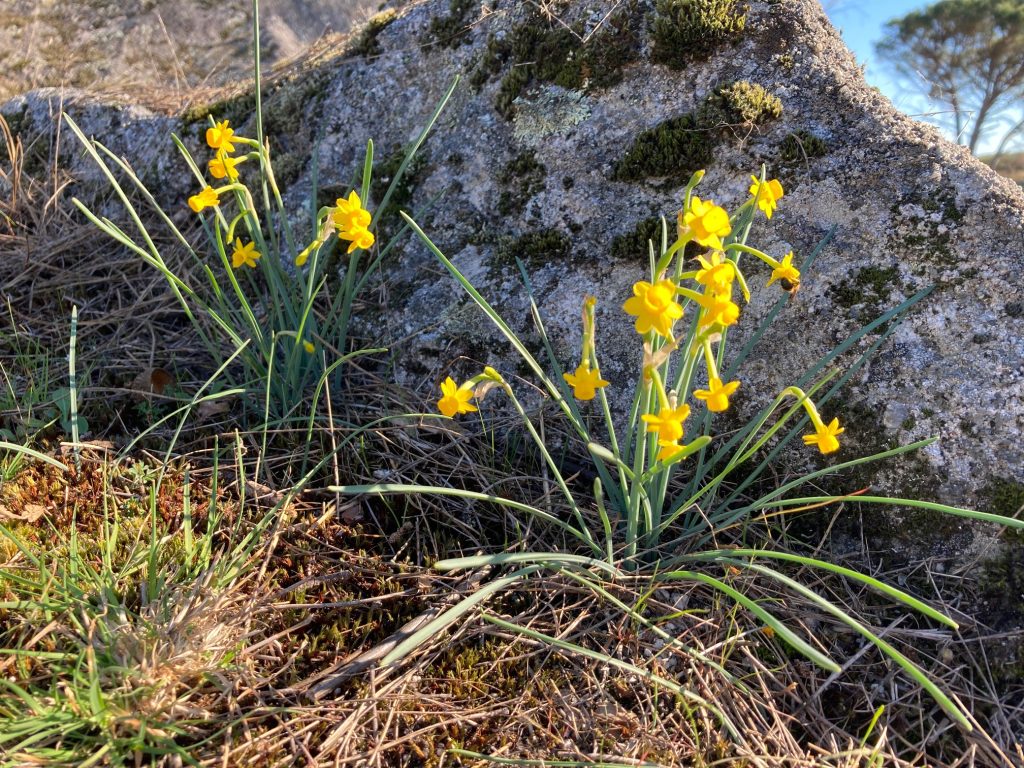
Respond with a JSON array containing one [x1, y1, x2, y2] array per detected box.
[[188, 186, 220, 213], [303, 340, 315, 354], [803, 417, 844, 455], [656, 440, 687, 462], [694, 252, 736, 294], [697, 288, 740, 328], [767, 251, 800, 290], [623, 279, 684, 337], [209, 151, 240, 180], [563, 364, 610, 401], [206, 120, 237, 154], [295, 239, 321, 267], [694, 376, 740, 413], [438, 377, 477, 417], [332, 191, 372, 231], [681, 195, 732, 250], [749, 176, 784, 219], [231, 238, 261, 269], [641, 403, 691, 445], [340, 226, 375, 254]]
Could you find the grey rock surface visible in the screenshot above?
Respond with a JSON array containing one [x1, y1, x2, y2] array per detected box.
[[0, 0, 379, 103], [5, 0, 1024, 557]]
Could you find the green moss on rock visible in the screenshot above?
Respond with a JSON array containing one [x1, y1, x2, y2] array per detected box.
[[424, 0, 477, 49], [487, 5, 643, 119], [985, 479, 1024, 519], [613, 84, 780, 182], [351, 10, 397, 58], [613, 113, 713, 182], [651, 0, 748, 69], [497, 151, 547, 215], [699, 81, 783, 128], [828, 265, 899, 309], [780, 130, 828, 162], [610, 216, 664, 261], [371, 145, 428, 237], [496, 229, 570, 270]]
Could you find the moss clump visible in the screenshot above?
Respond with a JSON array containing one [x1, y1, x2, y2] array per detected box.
[[492, 23, 578, 118], [613, 113, 714, 181], [985, 479, 1024, 519], [487, 5, 643, 119], [780, 130, 828, 162], [612, 83, 779, 182], [351, 10, 397, 58], [496, 229, 570, 270], [828, 265, 899, 308], [555, 6, 644, 91], [424, 0, 477, 49], [370, 145, 428, 237], [497, 151, 547, 215], [699, 81, 783, 128], [610, 216, 664, 261], [651, 0, 748, 69]]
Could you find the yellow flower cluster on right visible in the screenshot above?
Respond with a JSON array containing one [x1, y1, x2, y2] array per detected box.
[[438, 170, 842, 458]]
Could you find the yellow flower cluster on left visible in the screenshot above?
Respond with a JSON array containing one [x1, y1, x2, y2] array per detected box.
[[186, 119, 261, 271]]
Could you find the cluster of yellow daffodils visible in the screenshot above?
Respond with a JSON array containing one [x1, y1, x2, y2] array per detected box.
[[186, 119, 261, 270], [332, 191, 376, 254], [295, 191, 376, 267], [437, 171, 842, 457]]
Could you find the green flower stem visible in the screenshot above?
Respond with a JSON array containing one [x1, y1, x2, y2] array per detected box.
[[724, 241, 780, 269], [625, 376, 653, 565]]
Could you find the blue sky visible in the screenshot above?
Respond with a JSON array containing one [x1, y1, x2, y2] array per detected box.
[[823, 0, 993, 150], [824, 0, 924, 102]]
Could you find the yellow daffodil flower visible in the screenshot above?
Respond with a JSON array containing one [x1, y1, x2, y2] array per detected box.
[[330, 191, 375, 253], [694, 252, 736, 294], [694, 376, 740, 413], [563, 364, 610, 401], [642, 403, 691, 445], [303, 340, 315, 354], [209, 152, 241, 180], [681, 195, 732, 250], [438, 377, 477, 417], [295, 239, 321, 267], [332, 191, 372, 231], [766, 251, 800, 290], [803, 417, 844, 455], [697, 288, 740, 328], [623, 279, 684, 337], [749, 176, 784, 219], [206, 120, 237, 154], [188, 186, 220, 213], [340, 226, 375, 254], [231, 238, 261, 269]]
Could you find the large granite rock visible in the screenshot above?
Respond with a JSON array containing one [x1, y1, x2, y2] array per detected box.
[[5, 0, 1024, 559]]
